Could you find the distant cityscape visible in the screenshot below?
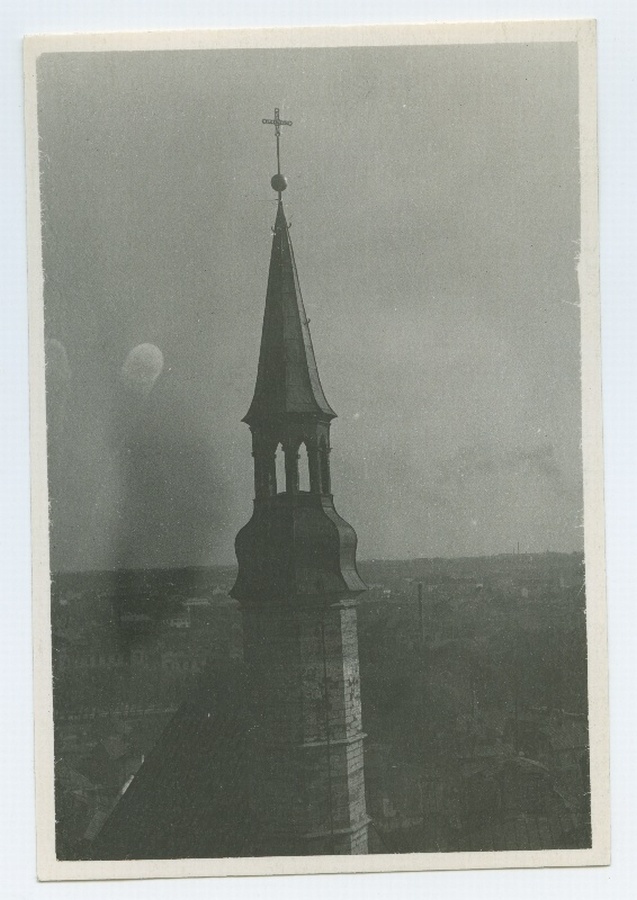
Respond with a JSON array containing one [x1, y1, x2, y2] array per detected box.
[[52, 551, 590, 858]]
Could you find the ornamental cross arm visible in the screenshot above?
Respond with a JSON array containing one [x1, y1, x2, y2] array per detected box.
[[262, 107, 293, 137]]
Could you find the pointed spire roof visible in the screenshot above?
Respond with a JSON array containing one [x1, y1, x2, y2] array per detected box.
[[243, 201, 336, 425]]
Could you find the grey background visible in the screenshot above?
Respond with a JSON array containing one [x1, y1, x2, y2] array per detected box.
[[38, 42, 582, 571]]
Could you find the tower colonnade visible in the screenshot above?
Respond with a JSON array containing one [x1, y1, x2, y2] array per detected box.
[[252, 424, 332, 499]]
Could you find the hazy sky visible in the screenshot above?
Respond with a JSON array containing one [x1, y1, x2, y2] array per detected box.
[[37, 42, 583, 571]]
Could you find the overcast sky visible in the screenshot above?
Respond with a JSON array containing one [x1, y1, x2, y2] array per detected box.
[[37, 42, 583, 571]]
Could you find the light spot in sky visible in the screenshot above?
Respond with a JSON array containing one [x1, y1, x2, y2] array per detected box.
[[120, 344, 164, 397]]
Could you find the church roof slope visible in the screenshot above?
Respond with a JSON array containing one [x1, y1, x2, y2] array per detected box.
[[243, 201, 336, 425], [89, 671, 258, 860]]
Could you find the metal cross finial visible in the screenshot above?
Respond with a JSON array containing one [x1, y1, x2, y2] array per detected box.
[[262, 107, 292, 177]]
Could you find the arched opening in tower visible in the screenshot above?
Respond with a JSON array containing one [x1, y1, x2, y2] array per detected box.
[[275, 444, 286, 494], [298, 442, 311, 493]]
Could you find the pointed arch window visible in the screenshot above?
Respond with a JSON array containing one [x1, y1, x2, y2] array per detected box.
[[284, 440, 300, 494], [298, 442, 311, 492], [275, 443, 286, 494]]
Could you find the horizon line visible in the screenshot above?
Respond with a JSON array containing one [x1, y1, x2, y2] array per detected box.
[[50, 548, 585, 577]]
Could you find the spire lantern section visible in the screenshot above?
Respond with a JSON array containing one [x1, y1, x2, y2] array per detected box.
[[231, 113, 368, 628]]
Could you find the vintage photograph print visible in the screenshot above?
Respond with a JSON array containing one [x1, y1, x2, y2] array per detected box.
[[25, 21, 608, 880]]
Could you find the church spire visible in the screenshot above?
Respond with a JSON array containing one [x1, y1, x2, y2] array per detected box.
[[243, 110, 335, 426], [243, 199, 336, 426], [231, 115, 368, 855]]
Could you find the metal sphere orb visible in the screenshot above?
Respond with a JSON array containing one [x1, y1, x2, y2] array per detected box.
[[271, 173, 288, 192]]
